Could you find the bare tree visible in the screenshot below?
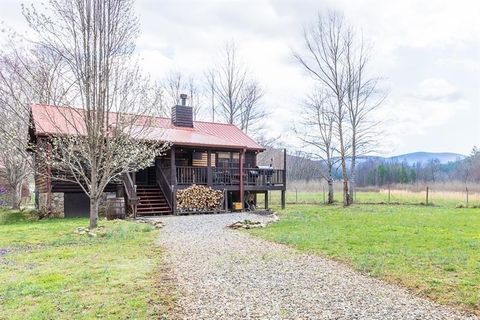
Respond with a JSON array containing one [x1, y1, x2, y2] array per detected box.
[[205, 69, 216, 122], [0, 106, 30, 209], [239, 81, 265, 134], [23, 0, 169, 228], [344, 29, 385, 203], [294, 12, 351, 206], [208, 41, 266, 133], [295, 89, 337, 203], [0, 43, 67, 209], [164, 70, 202, 119]]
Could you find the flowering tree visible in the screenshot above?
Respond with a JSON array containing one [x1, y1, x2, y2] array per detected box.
[[22, 0, 169, 228]]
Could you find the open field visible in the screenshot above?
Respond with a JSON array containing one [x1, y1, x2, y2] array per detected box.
[[250, 202, 480, 314], [0, 210, 171, 320], [261, 188, 480, 208]]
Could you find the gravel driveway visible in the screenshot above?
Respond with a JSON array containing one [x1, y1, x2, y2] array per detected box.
[[152, 213, 477, 320]]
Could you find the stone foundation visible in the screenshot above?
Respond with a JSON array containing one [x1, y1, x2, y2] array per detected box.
[[38, 191, 118, 218], [38, 192, 64, 218]]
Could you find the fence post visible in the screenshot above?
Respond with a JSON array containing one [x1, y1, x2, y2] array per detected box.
[[466, 187, 469, 207], [388, 184, 391, 204], [295, 188, 298, 204], [426, 186, 429, 205], [323, 187, 325, 204]]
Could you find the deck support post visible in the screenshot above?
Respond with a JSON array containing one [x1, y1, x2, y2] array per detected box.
[[239, 148, 245, 210], [282, 148, 287, 210], [207, 149, 213, 186], [265, 191, 269, 210], [170, 147, 176, 214]]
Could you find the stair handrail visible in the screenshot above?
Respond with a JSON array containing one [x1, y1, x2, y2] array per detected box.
[[122, 172, 139, 217], [156, 165, 173, 210]]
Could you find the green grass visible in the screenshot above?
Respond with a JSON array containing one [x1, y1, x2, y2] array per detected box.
[[0, 209, 172, 320], [251, 203, 480, 313]]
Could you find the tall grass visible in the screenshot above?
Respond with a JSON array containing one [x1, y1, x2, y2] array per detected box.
[[288, 179, 480, 193]]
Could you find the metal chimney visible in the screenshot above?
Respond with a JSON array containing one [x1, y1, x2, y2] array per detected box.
[[172, 93, 193, 127], [180, 93, 188, 106]]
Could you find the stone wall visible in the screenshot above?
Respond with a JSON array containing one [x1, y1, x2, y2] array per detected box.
[[38, 191, 119, 218], [38, 192, 64, 218]]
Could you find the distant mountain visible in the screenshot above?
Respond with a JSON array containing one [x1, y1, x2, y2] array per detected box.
[[386, 152, 466, 165]]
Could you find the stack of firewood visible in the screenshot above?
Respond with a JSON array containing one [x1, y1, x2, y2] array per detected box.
[[176, 185, 224, 211]]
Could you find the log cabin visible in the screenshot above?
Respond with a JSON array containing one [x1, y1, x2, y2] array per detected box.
[[29, 96, 286, 217]]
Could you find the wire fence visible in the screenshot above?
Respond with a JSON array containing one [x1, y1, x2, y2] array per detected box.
[[260, 185, 480, 208]]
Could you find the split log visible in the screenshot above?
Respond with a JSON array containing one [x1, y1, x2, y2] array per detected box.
[[176, 185, 224, 211]]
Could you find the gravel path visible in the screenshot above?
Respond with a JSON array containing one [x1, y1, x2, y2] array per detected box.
[[152, 213, 477, 320]]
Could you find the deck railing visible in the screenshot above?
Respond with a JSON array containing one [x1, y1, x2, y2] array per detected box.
[[176, 166, 208, 185], [175, 166, 285, 187], [243, 168, 285, 186]]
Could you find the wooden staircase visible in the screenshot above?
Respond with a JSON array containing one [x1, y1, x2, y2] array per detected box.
[[136, 185, 171, 215]]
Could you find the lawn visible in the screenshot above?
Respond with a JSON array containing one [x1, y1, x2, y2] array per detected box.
[[0, 209, 172, 320], [250, 203, 480, 313]]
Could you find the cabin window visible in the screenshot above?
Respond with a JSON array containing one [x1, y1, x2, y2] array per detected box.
[[217, 152, 240, 168]]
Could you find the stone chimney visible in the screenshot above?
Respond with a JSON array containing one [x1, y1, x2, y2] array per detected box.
[[171, 93, 193, 127]]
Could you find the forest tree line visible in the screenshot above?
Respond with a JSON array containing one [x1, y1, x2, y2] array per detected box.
[[355, 148, 479, 186], [270, 147, 480, 187]]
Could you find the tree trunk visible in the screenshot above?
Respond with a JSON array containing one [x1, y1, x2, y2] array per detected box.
[[337, 110, 350, 206], [327, 177, 334, 204], [11, 182, 22, 210], [89, 197, 99, 229], [349, 159, 356, 205]]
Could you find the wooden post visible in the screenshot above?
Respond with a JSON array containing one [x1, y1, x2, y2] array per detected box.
[[170, 147, 176, 214], [224, 189, 228, 211], [264, 191, 269, 209], [388, 184, 391, 204], [207, 149, 213, 186], [239, 149, 245, 210], [466, 187, 469, 207], [283, 148, 287, 189], [295, 188, 298, 204], [323, 187, 325, 204], [281, 190, 285, 209], [426, 186, 429, 206]]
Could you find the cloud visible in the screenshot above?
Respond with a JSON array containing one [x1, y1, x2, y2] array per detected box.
[[0, 0, 477, 155], [381, 79, 471, 154], [415, 78, 462, 102]]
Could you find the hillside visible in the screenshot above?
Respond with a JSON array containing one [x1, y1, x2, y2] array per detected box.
[[257, 148, 467, 181], [386, 152, 465, 165]]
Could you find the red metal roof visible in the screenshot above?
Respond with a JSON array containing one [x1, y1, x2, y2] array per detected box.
[[31, 104, 264, 151]]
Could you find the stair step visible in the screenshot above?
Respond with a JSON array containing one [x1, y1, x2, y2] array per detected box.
[[137, 207, 170, 210], [138, 204, 169, 209], [137, 192, 163, 195], [138, 212, 171, 215], [134, 184, 171, 216], [139, 199, 166, 202]]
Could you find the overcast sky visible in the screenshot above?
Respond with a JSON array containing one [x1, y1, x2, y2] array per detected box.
[[1, 0, 479, 156]]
